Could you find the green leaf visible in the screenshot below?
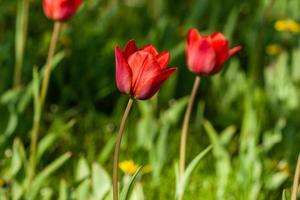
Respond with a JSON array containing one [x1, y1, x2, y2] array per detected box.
[[130, 183, 145, 200], [98, 136, 117, 164], [74, 157, 91, 200], [224, 7, 239, 40], [0, 89, 21, 104], [282, 189, 290, 200], [176, 146, 212, 198], [14, 0, 29, 89], [58, 179, 68, 200], [76, 157, 90, 181], [12, 181, 23, 200], [265, 172, 289, 190], [120, 167, 143, 200], [203, 120, 232, 199], [29, 152, 71, 199], [92, 162, 111, 199], [17, 51, 66, 113], [220, 125, 236, 145], [11, 139, 25, 177], [32, 67, 41, 123], [37, 133, 59, 162], [160, 97, 188, 125], [40, 187, 53, 200], [5, 104, 18, 135]]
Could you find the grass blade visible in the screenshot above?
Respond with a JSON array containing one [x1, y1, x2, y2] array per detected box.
[[28, 152, 71, 199], [120, 167, 143, 200], [176, 145, 212, 198]]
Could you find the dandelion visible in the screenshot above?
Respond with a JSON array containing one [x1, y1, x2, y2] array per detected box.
[[119, 160, 152, 175], [266, 44, 282, 56], [119, 160, 139, 175], [274, 19, 300, 34]]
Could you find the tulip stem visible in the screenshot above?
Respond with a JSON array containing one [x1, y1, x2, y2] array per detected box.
[[179, 76, 201, 177], [113, 98, 134, 200], [40, 21, 61, 109], [292, 153, 300, 200], [27, 21, 61, 190]]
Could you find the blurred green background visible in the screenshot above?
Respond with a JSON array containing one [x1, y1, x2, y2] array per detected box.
[[1, 0, 300, 199]]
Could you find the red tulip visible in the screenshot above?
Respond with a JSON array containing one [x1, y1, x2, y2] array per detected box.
[[115, 40, 177, 100], [186, 28, 241, 76], [43, 0, 82, 21]]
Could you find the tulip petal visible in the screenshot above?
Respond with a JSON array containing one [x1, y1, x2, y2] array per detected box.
[[187, 39, 216, 75], [141, 45, 159, 56], [156, 51, 170, 69], [134, 68, 177, 100], [210, 32, 230, 66], [128, 51, 161, 92], [211, 46, 241, 74], [229, 46, 241, 56], [187, 28, 201, 45], [211, 32, 228, 45], [42, 0, 82, 21], [115, 46, 132, 94], [123, 40, 138, 59]]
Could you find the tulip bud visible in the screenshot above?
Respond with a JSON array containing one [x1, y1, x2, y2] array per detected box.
[[115, 40, 177, 100], [186, 28, 241, 76], [43, 0, 82, 21]]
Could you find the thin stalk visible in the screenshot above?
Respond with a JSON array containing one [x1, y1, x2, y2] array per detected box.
[[14, 0, 30, 88], [292, 153, 300, 200], [39, 21, 61, 109], [179, 76, 201, 176], [27, 68, 41, 192], [27, 109, 40, 189], [113, 98, 134, 200], [27, 22, 61, 189]]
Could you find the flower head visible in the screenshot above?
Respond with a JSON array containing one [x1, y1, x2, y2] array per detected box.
[[186, 28, 241, 76], [266, 44, 282, 56], [115, 40, 177, 100], [119, 160, 139, 175], [119, 160, 152, 175], [275, 19, 300, 34], [43, 0, 82, 21]]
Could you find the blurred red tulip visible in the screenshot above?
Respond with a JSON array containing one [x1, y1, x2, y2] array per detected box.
[[115, 40, 177, 100], [186, 28, 241, 76], [43, 0, 82, 21]]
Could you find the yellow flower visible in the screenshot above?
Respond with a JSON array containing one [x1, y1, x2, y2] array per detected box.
[[275, 19, 300, 34], [119, 160, 152, 175], [119, 160, 139, 175], [266, 44, 282, 56]]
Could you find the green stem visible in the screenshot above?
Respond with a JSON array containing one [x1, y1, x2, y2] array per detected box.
[[27, 111, 40, 188], [179, 76, 201, 177], [39, 21, 61, 109], [27, 21, 61, 189], [113, 98, 134, 200], [292, 153, 300, 200]]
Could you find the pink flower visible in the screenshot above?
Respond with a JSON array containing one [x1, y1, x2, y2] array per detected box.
[[186, 28, 241, 76], [115, 40, 177, 100]]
